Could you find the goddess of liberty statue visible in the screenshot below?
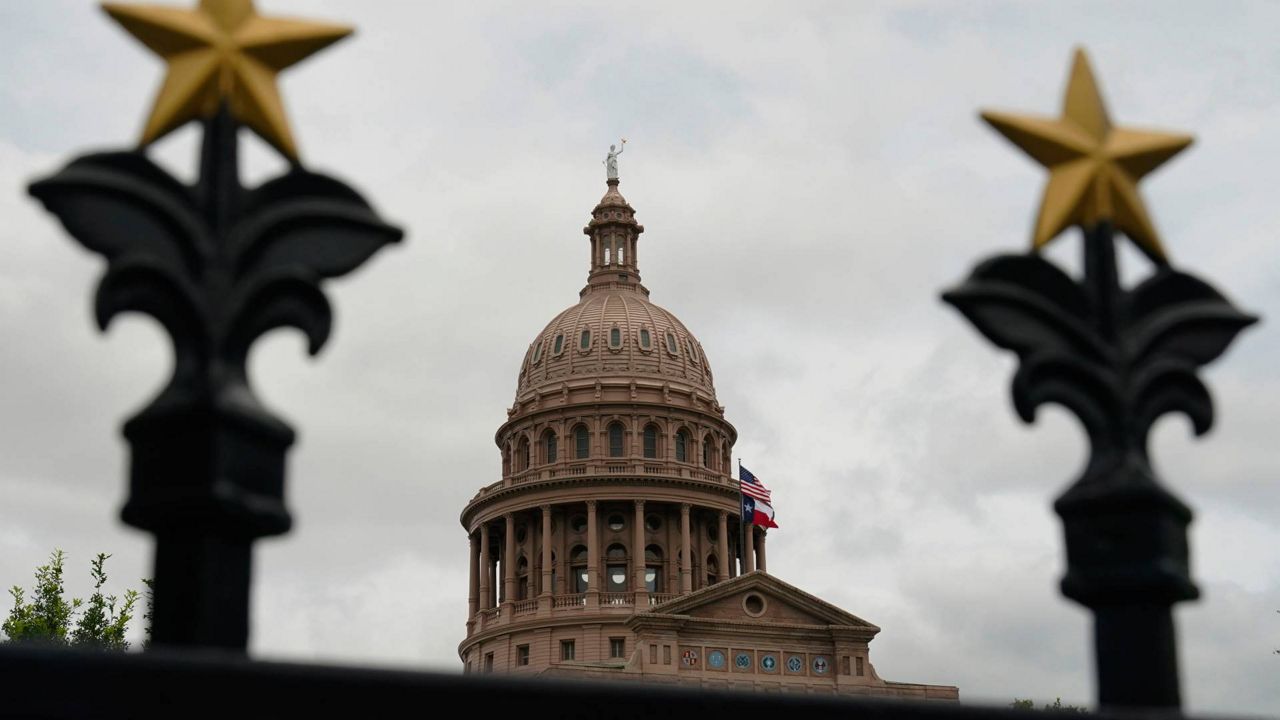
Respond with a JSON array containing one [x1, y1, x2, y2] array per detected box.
[[604, 138, 626, 180]]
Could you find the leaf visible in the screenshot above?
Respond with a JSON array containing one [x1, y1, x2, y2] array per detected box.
[[231, 198, 401, 282], [1127, 268, 1258, 367], [1012, 351, 1121, 443], [943, 254, 1107, 362], [95, 258, 207, 364], [231, 168, 402, 281], [224, 270, 333, 365], [1128, 359, 1214, 440], [29, 151, 209, 278]]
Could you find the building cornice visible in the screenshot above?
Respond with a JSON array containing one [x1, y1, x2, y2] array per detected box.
[[461, 474, 740, 531]]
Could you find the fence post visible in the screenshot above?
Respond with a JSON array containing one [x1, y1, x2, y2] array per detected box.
[[27, 3, 401, 650], [942, 49, 1256, 709]]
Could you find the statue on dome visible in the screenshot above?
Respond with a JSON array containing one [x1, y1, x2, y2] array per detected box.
[[604, 138, 626, 180]]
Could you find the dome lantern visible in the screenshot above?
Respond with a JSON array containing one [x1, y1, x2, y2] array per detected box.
[[582, 177, 645, 295]]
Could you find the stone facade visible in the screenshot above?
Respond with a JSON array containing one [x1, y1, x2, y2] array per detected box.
[[458, 177, 957, 701]]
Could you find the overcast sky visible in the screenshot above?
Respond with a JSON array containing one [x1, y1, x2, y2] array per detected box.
[[1, 0, 1278, 713]]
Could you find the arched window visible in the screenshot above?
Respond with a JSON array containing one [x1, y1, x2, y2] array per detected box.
[[706, 555, 718, 587], [645, 545, 664, 593], [553, 334, 564, 355], [608, 422, 625, 457], [609, 326, 621, 348], [606, 544, 628, 592], [574, 425, 589, 459], [517, 556, 529, 600], [639, 328, 651, 350], [666, 331, 678, 355], [702, 437, 712, 468], [580, 329, 591, 350], [675, 429, 689, 463], [517, 437, 530, 472], [531, 342, 543, 364], [502, 445, 511, 476], [543, 430, 557, 464], [643, 425, 658, 459], [571, 545, 589, 593], [548, 550, 557, 596]]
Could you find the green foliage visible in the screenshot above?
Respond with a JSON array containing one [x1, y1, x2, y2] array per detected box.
[[2, 550, 145, 650], [1010, 697, 1086, 713]]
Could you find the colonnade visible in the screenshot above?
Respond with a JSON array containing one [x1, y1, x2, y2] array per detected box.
[[466, 500, 768, 620]]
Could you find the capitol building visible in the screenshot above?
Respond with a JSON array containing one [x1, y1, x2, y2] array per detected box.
[[457, 164, 957, 699]]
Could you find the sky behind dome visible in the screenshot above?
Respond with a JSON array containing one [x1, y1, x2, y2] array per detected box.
[[1, 1, 1278, 713]]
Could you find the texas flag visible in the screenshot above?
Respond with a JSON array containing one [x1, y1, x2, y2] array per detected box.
[[739, 465, 778, 529]]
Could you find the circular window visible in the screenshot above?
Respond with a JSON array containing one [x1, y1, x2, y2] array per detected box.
[[760, 654, 778, 673], [734, 652, 752, 669], [786, 656, 804, 673], [708, 650, 726, 669], [569, 515, 587, 534], [607, 514, 625, 532], [645, 514, 662, 532], [742, 593, 767, 617], [812, 656, 830, 674], [706, 523, 717, 542]]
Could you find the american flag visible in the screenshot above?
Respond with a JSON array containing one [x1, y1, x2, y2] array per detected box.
[[738, 465, 771, 503]]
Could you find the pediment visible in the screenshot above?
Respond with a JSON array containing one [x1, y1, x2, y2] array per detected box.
[[645, 571, 879, 630]]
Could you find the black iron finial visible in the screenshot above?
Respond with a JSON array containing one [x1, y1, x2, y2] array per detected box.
[[944, 50, 1257, 710]]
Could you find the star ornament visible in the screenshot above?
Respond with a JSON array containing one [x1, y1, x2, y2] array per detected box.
[[102, 0, 352, 160], [981, 49, 1193, 262]]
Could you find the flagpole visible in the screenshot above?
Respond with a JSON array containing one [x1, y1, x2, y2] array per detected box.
[[738, 457, 746, 576]]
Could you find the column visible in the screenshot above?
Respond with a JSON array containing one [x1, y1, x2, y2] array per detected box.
[[586, 500, 600, 605], [745, 526, 756, 573], [716, 511, 729, 582], [557, 508, 568, 595], [468, 531, 480, 618], [503, 513, 516, 605], [757, 529, 767, 573], [680, 503, 692, 593], [478, 523, 491, 610], [633, 499, 647, 603], [541, 505, 553, 596]]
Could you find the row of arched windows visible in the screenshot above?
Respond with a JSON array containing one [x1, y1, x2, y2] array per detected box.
[[503, 544, 724, 599], [507, 423, 730, 473]]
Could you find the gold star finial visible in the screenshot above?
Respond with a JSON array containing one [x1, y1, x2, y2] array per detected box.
[[102, 0, 352, 160], [980, 48, 1193, 261]]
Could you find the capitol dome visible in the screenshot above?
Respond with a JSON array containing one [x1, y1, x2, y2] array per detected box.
[[507, 178, 724, 418], [454, 165, 958, 703]]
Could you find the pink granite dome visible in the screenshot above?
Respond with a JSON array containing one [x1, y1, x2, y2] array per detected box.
[[515, 288, 716, 399], [513, 178, 718, 402]]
